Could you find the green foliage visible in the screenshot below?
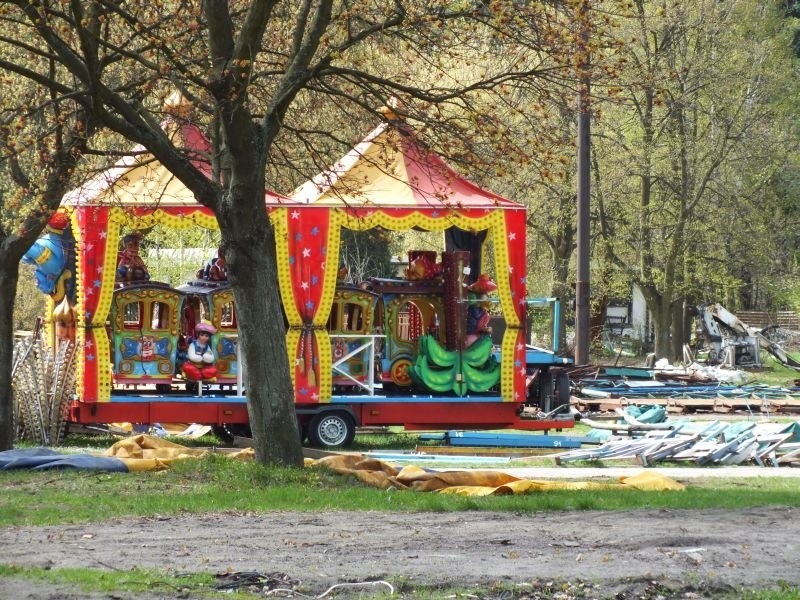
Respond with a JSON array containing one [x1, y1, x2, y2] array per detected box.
[[748, 353, 800, 387], [13, 264, 45, 332], [339, 227, 400, 282], [130, 224, 220, 287]]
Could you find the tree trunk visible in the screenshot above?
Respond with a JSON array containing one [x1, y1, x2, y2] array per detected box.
[[670, 300, 686, 361], [0, 263, 20, 450], [219, 197, 303, 467], [640, 283, 672, 360]]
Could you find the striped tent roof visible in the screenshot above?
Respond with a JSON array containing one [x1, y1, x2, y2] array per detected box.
[[290, 119, 522, 212]]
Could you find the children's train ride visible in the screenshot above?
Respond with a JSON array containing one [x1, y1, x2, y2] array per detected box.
[[21, 115, 576, 447], [102, 248, 574, 445]]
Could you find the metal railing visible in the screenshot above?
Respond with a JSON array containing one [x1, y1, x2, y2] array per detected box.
[[330, 334, 385, 395]]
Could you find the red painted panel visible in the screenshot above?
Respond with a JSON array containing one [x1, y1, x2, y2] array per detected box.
[[70, 401, 249, 425]]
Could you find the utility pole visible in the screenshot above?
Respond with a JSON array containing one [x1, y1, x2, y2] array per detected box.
[[575, 0, 591, 366]]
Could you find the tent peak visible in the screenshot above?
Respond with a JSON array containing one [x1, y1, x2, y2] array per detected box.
[[164, 91, 193, 119], [378, 104, 402, 122]]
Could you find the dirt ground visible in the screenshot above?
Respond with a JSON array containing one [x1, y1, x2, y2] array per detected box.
[[2, 504, 799, 599]]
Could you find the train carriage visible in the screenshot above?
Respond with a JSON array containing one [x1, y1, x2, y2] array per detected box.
[[110, 282, 183, 388], [327, 285, 380, 390]]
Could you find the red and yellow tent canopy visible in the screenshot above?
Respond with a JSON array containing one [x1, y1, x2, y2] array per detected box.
[[58, 116, 528, 404], [283, 118, 528, 401]]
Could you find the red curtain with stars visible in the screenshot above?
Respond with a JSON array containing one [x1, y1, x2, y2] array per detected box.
[[283, 206, 334, 402], [504, 209, 529, 402], [73, 206, 112, 402]]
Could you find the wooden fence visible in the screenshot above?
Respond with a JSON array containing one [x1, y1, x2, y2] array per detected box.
[[734, 311, 800, 330]]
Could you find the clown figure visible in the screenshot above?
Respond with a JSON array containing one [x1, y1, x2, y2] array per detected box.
[[464, 274, 497, 349], [116, 233, 150, 283], [182, 321, 218, 382]]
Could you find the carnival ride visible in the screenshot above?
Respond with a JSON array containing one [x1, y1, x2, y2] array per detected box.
[[22, 110, 575, 447]]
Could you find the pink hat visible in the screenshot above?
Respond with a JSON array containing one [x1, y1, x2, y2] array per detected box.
[[194, 320, 217, 336]]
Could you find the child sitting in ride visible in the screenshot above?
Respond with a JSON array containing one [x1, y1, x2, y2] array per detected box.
[[182, 320, 218, 382]]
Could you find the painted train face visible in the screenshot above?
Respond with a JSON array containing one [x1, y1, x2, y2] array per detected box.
[[109, 281, 239, 389]]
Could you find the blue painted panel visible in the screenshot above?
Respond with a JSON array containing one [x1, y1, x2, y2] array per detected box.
[[446, 431, 582, 448]]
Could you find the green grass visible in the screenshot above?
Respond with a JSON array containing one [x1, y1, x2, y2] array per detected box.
[[0, 565, 222, 597], [747, 353, 800, 388], [2, 451, 799, 528]]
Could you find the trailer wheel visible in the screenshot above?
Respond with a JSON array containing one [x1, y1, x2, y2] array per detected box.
[[308, 412, 356, 449], [554, 371, 571, 408], [538, 371, 554, 412]]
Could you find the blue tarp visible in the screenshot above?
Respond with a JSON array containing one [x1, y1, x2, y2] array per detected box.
[[0, 448, 127, 472]]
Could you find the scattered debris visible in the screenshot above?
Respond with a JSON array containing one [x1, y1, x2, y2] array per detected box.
[[554, 415, 800, 468], [214, 571, 299, 593]]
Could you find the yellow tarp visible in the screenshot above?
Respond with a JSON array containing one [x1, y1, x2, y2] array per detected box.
[[104, 434, 253, 471], [103, 437, 685, 493], [310, 454, 686, 494]]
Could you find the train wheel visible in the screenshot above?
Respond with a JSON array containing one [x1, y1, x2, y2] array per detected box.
[[390, 358, 412, 387], [308, 412, 356, 449]]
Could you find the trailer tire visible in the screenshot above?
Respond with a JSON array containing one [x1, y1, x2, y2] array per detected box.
[[308, 411, 356, 449], [554, 371, 571, 408], [538, 371, 554, 412]]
